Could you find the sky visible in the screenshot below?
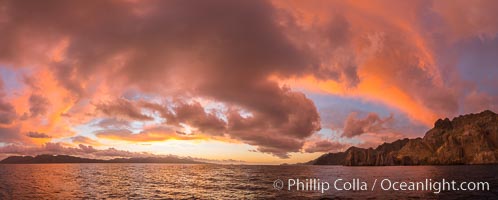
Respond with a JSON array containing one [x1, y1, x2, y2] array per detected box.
[[0, 0, 497, 164]]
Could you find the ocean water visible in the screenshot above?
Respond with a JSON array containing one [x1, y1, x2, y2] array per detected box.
[[0, 164, 497, 199]]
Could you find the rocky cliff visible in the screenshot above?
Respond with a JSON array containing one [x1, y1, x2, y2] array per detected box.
[[310, 110, 498, 165]]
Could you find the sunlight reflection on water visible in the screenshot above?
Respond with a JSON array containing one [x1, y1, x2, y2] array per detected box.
[[0, 164, 497, 199]]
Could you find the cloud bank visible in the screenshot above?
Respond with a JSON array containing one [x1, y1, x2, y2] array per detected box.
[[0, 0, 497, 160]]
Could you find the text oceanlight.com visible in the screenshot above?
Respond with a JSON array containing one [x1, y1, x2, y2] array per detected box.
[[273, 178, 490, 194]]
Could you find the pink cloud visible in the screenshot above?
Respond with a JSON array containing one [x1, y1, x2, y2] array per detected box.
[[0, 0, 496, 160], [342, 112, 393, 138]]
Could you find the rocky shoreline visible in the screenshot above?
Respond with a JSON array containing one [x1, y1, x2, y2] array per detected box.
[[308, 110, 498, 166]]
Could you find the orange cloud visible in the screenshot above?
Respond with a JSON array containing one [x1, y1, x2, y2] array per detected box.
[[271, 0, 468, 126], [96, 127, 206, 142], [278, 74, 439, 126], [0, 0, 497, 161]]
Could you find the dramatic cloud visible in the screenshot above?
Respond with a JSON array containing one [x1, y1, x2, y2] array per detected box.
[[166, 101, 226, 136], [95, 98, 153, 121], [0, 0, 497, 161], [224, 91, 321, 158], [275, 0, 498, 126], [26, 131, 51, 139], [342, 112, 393, 138], [142, 99, 321, 158]]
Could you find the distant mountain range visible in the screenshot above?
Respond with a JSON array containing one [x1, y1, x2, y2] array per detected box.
[[308, 110, 498, 166], [0, 154, 204, 164]]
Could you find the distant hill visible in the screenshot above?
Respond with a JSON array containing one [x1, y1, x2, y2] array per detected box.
[[0, 154, 204, 164], [308, 110, 498, 166]]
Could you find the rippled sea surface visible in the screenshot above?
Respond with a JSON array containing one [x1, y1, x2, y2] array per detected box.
[[0, 164, 497, 199]]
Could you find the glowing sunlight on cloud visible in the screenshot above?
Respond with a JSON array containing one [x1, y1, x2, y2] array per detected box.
[[0, 0, 497, 163]]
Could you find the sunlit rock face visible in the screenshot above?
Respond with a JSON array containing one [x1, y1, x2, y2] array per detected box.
[[311, 110, 498, 165], [419, 110, 498, 165]]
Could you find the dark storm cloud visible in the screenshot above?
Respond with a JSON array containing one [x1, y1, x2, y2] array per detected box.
[[0, 0, 327, 157], [0, 0, 327, 91], [167, 101, 226, 136], [223, 90, 321, 158], [141, 96, 321, 158], [2, 0, 497, 159]]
